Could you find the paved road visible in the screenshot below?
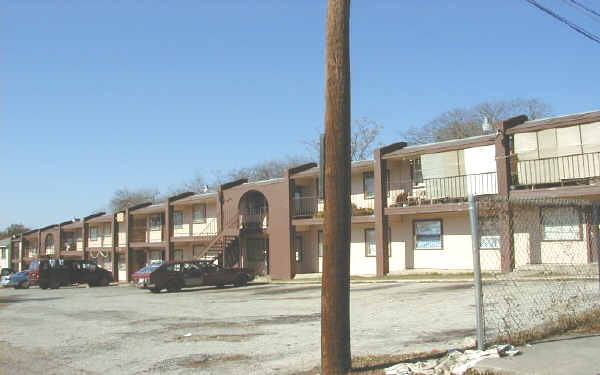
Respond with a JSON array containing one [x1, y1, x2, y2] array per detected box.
[[0, 282, 478, 374]]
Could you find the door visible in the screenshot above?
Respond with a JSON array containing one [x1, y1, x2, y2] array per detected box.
[[118, 253, 127, 282], [246, 238, 268, 275], [135, 251, 146, 273], [182, 262, 204, 287]]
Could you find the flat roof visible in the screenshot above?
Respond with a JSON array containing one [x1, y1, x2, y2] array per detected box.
[[171, 192, 218, 205], [382, 133, 495, 160], [130, 202, 166, 215], [86, 214, 113, 224], [506, 110, 600, 135]]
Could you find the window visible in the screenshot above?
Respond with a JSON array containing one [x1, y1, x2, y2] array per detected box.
[[63, 232, 74, 250], [45, 234, 54, 254], [103, 223, 112, 237], [173, 249, 183, 261], [479, 216, 500, 249], [414, 220, 443, 249], [1, 249, 6, 259], [173, 211, 184, 229], [295, 236, 303, 262], [149, 214, 162, 231], [192, 245, 203, 258], [90, 227, 99, 241], [193, 204, 207, 223], [363, 171, 375, 199], [410, 158, 423, 186], [365, 228, 376, 257], [318, 230, 324, 257], [541, 206, 581, 241]]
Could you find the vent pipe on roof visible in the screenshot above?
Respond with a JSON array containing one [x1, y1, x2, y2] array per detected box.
[[201, 185, 209, 193], [481, 117, 492, 132]]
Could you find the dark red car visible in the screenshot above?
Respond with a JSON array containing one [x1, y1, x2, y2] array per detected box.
[[131, 262, 164, 288], [146, 261, 254, 293]]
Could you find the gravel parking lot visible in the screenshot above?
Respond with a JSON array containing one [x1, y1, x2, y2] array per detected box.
[[0, 281, 478, 374]]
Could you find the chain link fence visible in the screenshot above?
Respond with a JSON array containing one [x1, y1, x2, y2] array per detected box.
[[471, 196, 600, 346]]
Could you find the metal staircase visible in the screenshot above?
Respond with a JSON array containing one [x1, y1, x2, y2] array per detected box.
[[194, 211, 241, 265]]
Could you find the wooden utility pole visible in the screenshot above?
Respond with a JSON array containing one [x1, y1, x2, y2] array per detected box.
[[321, 0, 351, 374]]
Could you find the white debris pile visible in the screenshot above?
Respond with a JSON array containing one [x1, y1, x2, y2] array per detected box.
[[385, 345, 520, 375]]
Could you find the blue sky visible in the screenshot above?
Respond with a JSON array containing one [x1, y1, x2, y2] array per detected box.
[[2, 1, 599, 228]]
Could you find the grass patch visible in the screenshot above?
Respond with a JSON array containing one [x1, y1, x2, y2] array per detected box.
[[491, 307, 600, 346]]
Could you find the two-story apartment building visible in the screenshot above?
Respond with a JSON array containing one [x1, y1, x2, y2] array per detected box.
[[8, 110, 599, 280]]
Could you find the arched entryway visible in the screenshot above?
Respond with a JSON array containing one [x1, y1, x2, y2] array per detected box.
[[238, 190, 269, 275]]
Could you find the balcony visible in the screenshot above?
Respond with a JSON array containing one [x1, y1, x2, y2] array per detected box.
[[292, 196, 375, 219], [240, 207, 268, 230], [130, 226, 167, 244], [512, 152, 600, 187], [387, 172, 498, 207], [172, 218, 219, 241]]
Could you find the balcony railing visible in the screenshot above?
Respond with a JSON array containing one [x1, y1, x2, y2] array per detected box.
[[240, 207, 268, 229], [388, 172, 498, 207], [292, 196, 375, 218], [513, 151, 600, 187], [130, 226, 166, 243], [173, 218, 219, 238]]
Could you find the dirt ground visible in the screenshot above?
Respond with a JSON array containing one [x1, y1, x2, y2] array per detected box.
[[0, 281, 478, 374]]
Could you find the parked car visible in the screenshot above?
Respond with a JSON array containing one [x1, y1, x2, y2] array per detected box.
[[38, 259, 113, 289], [27, 261, 40, 286], [0, 268, 14, 287], [131, 262, 164, 288], [5, 270, 31, 289], [146, 261, 254, 293]]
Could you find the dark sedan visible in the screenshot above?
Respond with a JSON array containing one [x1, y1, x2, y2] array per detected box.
[[146, 261, 254, 293]]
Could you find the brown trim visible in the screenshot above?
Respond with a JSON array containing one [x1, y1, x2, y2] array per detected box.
[[413, 219, 443, 250], [288, 162, 318, 176], [382, 135, 495, 160], [84, 212, 107, 221], [506, 111, 600, 135], [385, 203, 469, 216], [168, 191, 195, 202], [364, 228, 376, 257], [374, 148, 389, 276], [220, 178, 248, 191], [128, 202, 153, 211], [379, 142, 407, 155]]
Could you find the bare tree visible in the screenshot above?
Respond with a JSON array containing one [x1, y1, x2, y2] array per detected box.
[[216, 155, 311, 184], [108, 188, 160, 212], [304, 117, 383, 161], [0, 223, 30, 239], [400, 98, 552, 145]]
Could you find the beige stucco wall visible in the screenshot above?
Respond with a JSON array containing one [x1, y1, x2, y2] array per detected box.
[[350, 171, 375, 211], [389, 212, 475, 270], [173, 203, 218, 237], [118, 223, 127, 247]]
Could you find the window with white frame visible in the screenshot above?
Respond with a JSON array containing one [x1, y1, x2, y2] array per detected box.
[[173, 249, 183, 261], [104, 222, 112, 236], [193, 204, 207, 223], [173, 211, 184, 229], [414, 220, 443, 249], [365, 228, 377, 257], [90, 227, 99, 241], [541, 206, 581, 241], [363, 172, 375, 199], [479, 216, 500, 249], [149, 214, 162, 231], [1, 249, 6, 259]]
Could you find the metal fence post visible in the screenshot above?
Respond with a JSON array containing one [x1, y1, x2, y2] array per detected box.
[[469, 194, 485, 350]]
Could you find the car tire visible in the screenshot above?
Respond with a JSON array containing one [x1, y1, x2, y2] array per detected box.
[[99, 278, 109, 287], [39, 282, 49, 290], [20, 281, 30, 289], [149, 287, 161, 293], [234, 275, 248, 287], [166, 280, 181, 293]]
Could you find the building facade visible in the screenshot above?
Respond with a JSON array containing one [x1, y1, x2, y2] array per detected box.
[[8, 111, 600, 280]]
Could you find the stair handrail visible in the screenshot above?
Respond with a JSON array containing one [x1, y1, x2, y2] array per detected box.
[[194, 210, 240, 260]]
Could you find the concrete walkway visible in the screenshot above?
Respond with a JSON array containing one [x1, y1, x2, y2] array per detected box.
[[473, 334, 600, 375]]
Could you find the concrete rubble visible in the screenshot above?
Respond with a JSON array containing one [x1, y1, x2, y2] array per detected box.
[[385, 345, 520, 375]]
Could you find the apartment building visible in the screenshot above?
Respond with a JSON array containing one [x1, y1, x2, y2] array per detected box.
[[8, 110, 600, 280]]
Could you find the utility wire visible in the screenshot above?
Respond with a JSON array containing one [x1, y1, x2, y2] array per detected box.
[[524, 0, 600, 45], [566, 0, 600, 20], [561, 0, 600, 24]]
